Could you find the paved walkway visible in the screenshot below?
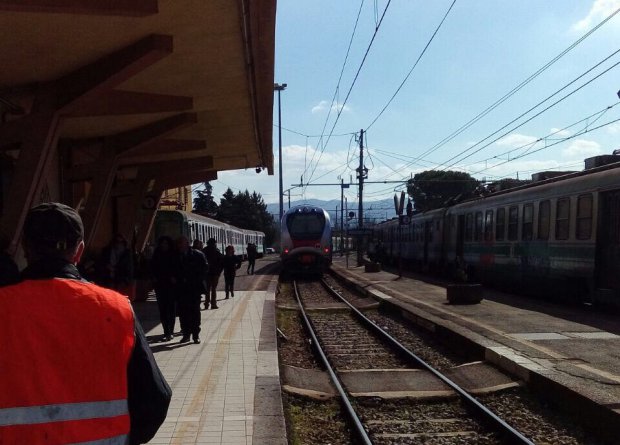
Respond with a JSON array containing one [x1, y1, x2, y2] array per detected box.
[[133, 273, 285, 445]]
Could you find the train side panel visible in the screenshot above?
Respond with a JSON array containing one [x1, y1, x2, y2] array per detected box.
[[374, 162, 620, 303]]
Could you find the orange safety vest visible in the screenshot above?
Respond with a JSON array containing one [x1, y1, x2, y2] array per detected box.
[[0, 278, 135, 444]]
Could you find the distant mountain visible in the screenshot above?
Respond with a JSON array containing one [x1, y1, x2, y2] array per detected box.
[[266, 198, 397, 227]]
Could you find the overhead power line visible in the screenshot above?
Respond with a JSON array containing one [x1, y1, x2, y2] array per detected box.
[[374, 6, 620, 181], [278, 125, 355, 138], [366, 0, 458, 130], [413, 5, 620, 166], [303, 0, 366, 182], [458, 102, 619, 170], [439, 50, 620, 170], [471, 115, 620, 176], [305, 0, 394, 189]]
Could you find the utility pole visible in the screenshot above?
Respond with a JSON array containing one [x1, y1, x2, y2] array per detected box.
[[356, 129, 366, 266], [341, 178, 345, 256], [345, 196, 349, 268], [358, 129, 364, 231], [287, 189, 290, 209]]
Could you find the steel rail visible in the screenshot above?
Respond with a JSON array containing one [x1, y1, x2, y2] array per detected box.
[[292, 280, 373, 445], [320, 278, 535, 445]]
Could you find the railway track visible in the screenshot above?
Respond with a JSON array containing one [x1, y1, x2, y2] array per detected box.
[[292, 278, 534, 445]]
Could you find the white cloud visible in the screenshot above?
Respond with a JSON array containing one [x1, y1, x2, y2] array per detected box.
[[495, 133, 539, 148], [572, 0, 620, 32], [550, 128, 572, 137], [562, 139, 601, 158], [311, 100, 351, 114]]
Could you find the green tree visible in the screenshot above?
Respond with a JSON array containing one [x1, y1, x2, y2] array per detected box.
[[217, 188, 276, 245], [193, 182, 219, 216], [407, 170, 479, 211]]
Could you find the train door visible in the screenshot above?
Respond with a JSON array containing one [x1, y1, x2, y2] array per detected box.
[[456, 215, 465, 258], [423, 221, 430, 265], [596, 190, 620, 292]]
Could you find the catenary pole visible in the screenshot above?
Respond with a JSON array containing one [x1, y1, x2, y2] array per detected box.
[[274, 83, 287, 222], [357, 129, 364, 266]]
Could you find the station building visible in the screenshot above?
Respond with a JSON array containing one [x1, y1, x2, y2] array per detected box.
[[0, 1, 276, 265]]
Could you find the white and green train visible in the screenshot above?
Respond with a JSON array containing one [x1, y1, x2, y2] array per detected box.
[[371, 156, 620, 305], [152, 210, 264, 259]]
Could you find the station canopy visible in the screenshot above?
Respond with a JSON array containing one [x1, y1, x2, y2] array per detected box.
[[0, 0, 276, 250]]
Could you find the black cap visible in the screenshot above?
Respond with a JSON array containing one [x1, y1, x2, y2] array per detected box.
[[23, 203, 84, 251], [207, 238, 216, 245]]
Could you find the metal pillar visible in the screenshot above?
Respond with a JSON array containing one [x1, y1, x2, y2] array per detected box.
[[357, 129, 365, 266], [274, 83, 287, 222]]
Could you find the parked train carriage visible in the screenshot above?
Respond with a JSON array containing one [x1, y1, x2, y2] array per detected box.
[[372, 218, 398, 261], [407, 208, 446, 269], [226, 227, 245, 258], [444, 165, 620, 299], [332, 234, 354, 252], [369, 160, 620, 303], [370, 208, 446, 270], [152, 210, 264, 260], [281, 205, 332, 274], [243, 229, 265, 258]]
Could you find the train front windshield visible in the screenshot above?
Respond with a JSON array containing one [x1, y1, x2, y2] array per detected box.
[[286, 212, 325, 240]]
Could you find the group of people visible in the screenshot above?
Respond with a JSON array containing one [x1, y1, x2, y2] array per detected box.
[[150, 237, 254, 345]]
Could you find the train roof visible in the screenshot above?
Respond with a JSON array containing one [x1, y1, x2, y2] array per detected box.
[[158, 210, 264, 236], [284, 205, 330, 217], [451, 159, 620, 211]]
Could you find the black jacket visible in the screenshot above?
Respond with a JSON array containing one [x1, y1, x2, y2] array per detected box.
[[150, 248, 181, 289], [222, 255, 242, 278], [177, 248, 207, 293], [21, 258, 172, 445], [203, 245, 224, 276]]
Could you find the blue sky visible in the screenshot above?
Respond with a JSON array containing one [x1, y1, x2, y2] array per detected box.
[[210, 0, 620, 205]]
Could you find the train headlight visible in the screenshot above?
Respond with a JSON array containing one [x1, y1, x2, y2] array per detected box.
[[324, 247, 330, 253], [283, 248, 289, 254]]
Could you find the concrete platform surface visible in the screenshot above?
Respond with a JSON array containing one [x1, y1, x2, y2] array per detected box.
[[132, 261, 285, 445], [331, 257, 620, 431]]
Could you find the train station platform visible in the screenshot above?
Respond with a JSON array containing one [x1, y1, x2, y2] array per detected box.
[[330, 256, 620, 437], [132, 261, 285, 445]]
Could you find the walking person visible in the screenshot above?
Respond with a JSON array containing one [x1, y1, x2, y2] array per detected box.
[[0, 203, 171, 444], [246, 242, 257, 275], [203, 238, 223, 309], [176, 236, 207, 344], [223, 245, 242, 299], [150, 236, 180, 341]]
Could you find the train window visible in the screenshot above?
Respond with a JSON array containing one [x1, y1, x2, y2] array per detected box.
[[508, 206, 519, 241], [484, 210, 493, 241], [522, 203, 533, 241], [555, 198, 570, 240], [496, 208, 505, 241], [538, 200, 550, 240], [474, 212, 483, 241], [465, 213, 473, 242], [576, 194, 593, 240], [286, 211, 326, 240]]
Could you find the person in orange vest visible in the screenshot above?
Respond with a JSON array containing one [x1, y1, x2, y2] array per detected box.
[[0, 203, 172, 444]]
